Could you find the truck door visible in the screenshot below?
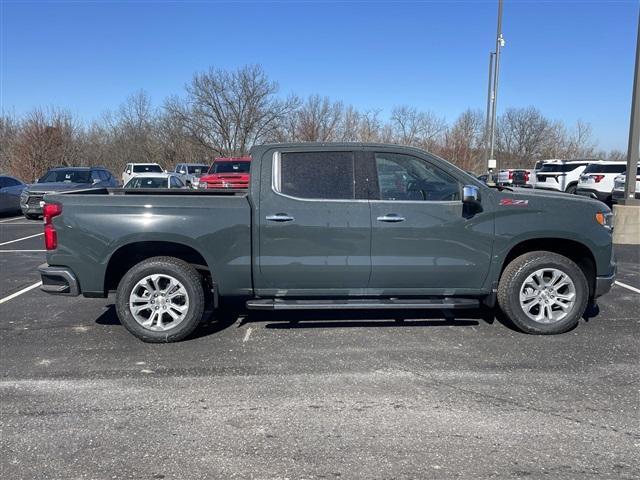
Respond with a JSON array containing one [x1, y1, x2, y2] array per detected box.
[[255, 149, 372, 295], [368, 151, 493, 293]]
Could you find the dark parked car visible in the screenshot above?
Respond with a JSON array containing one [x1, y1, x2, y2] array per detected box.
[[21, 167, 118, 218], [0, 175, 26, 215], [39, 143, 616, 343]]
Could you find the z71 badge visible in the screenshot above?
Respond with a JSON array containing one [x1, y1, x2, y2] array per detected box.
[[499, 198, 529, 207]]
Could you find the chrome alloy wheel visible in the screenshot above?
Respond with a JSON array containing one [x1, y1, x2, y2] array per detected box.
[[519, 268, 576, 324], [129, 274, 189, 331]]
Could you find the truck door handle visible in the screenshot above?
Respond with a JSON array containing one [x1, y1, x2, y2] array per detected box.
[[377, 214, 406, 223], [266, 213, 295, 222]]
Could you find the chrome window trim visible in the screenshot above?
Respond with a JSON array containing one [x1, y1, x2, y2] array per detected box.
[[270, 150, 464, 205]]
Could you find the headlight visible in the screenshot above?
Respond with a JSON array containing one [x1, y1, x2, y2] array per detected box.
[[20, 191, 28, 201], [595, 212, 613, 230]]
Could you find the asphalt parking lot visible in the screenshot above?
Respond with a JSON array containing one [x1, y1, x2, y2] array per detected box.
[[0, 214, 638, 479]]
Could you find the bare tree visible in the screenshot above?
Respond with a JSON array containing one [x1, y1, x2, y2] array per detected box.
[[441, 109, 485, 172], [390, 106, 446, 150], [165, 65, 298, 156], [9, 108, 81, 181]]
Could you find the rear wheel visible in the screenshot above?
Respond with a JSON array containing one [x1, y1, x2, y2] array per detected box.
[[565, 184, 577, 194], [24, 213, 40, 220], [497, 251, 588, 334], [116, 256, 205, 342]]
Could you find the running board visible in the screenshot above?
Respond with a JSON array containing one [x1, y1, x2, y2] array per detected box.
[[246, 298, 480, 311]]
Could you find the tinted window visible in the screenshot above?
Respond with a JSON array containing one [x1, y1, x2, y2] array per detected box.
[[539, 163, 588, 173], [375, 153, 460, 201], [133, 164, 163, 173], [187, 165, 208, 175], [39, 170, 91, 183], [583, 164, 627, 174], [0, 177, 21, 187], [277, 151, 354, 200], [169, 176, 183, 188], [126, 177, 167, 188], [211, 161, 251, 174], [91, 170, 102, 182]]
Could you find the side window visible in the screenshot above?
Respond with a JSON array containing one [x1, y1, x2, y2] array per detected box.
[[170, 176, 182, 188], [374, 153, 460, 201], [175, 164, 182, 173], [0, 178, 8, 188], [275, 151, 355, 200], [91, 170, 102, 182]]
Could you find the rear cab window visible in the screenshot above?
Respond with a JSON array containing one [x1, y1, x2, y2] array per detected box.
[[273, 151, 355, 200]]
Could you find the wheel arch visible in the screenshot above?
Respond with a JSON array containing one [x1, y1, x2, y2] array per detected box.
[[104, 241, 211, 294], [500, 238, 597, 298]]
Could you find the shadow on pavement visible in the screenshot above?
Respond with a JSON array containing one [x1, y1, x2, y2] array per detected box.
[[93, 301, 601, 340]]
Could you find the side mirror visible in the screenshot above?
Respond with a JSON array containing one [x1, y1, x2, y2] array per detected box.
[[462, 185, 480, 204], [179, 170, 186, 175]]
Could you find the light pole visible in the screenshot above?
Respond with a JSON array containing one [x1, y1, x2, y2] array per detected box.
[[623, 8, 640, 205], [485, 0, 505, 177]]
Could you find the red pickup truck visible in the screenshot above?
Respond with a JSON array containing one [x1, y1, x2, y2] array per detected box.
[[199, 157, 251, 189]]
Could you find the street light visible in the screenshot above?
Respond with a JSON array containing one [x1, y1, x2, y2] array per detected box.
[[485, 0, 504, 179]]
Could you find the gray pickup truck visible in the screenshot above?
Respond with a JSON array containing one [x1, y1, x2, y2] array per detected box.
[[39, 143, 616, 342]]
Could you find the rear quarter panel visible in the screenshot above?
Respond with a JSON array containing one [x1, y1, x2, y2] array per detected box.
[[45, 193, 252, 296]]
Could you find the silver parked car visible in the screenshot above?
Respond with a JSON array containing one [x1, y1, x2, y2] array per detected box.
[[174, 163, 209, 188], [0, 175, 26, 215]]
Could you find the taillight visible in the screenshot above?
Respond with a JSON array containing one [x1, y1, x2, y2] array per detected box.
[[524, 171, 529, 181], [43, 202, 62, 250], [508, 171, 513, 179], [593, 175, 605, 183]]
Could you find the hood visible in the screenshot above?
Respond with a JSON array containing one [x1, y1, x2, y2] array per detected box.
[[26, 182, 93, 194]]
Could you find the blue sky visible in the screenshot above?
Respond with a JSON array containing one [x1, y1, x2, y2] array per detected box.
[[1, 1, 638, 151]]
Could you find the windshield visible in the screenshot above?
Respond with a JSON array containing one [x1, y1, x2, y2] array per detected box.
[[187, 165, 208, 175], [582, 164, 626, 174], [133, 164, 163, 173], [125, 177, 168, 188], [210, 161, 251, 174], [39, 170, 91, 183], [539, 163, 588, 173]]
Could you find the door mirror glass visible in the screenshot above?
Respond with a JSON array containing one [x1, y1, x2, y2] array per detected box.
[[462, 185, 480, 204]]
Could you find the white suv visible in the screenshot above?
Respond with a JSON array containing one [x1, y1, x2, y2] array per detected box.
[[534, 160, 594, 194], [612, 166, 640, 204], [122, 163, 164, 185], [575, 161, 627, 205]]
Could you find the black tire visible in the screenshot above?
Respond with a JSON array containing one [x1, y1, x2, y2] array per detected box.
[[115, 256, 205, 343], [497, 251, 589, 335], [565, 184, 577, 194], [24, 213, 40, 220]]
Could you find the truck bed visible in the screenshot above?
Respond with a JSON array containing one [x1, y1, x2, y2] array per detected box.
[[44, 188, 253, 298]]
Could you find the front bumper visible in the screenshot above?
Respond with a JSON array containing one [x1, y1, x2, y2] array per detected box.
[[38, 264, 81, 296], [594, 270, 616, 298]]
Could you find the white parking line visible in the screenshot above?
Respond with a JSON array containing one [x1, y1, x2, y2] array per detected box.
[[0, 216, 24, 223], [243, 327, 253, 343], [0, 281, 42, 305], [0, 250, 46, 253], [0, 233, 43, 247], [614, 281, 640, 294]]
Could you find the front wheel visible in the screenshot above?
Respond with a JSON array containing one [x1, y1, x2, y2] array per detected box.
[[116, 256, 205, 342], [497, 251, 589, 334]]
